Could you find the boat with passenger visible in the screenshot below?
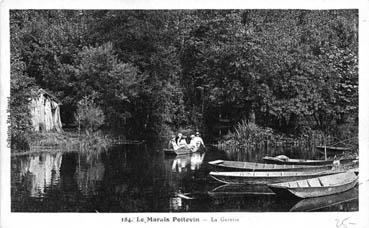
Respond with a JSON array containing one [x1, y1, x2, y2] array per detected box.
[[164, 132, 205, 156]]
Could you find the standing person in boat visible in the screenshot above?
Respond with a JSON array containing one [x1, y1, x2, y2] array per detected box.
[[194, 132, 206, 149], [189, 135, 197, 151]]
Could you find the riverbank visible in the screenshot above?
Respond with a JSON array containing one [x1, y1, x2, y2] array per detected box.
[[216, 121, 358, 160], [11, 131, 116, 155]]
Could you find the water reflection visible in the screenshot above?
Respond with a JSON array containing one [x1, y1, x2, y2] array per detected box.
[[165, 152, 205, 212], [289, 187, 358, 212], [13, 152, 63, 197], [171, 152, 205, 173], [11, 145, 358, 212], [74, 153, 105, 196], [169, 194, 190, 212], [11, 151, 105, 200]]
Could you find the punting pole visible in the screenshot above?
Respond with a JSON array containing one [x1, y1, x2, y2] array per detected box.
[[323, 136, 327, 161]]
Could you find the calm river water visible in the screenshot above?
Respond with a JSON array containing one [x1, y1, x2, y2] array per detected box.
[[11, 144, 358, 212]]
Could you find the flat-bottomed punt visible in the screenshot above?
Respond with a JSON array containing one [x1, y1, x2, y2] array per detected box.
[[208, 184, 274, 197], [316, 146, 352, 155], [208, 160, 332, 172], [262, 156, 357, 166], [164, 147, 202, 156], [209, 170, 344, 185], [267, 171, 358, 198]]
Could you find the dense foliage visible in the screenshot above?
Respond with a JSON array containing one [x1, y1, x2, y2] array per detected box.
[[9, 54, 36, 149], [75, 93, 105, 133], [221, 121, 275, 150], [10, 10, 358, 143]]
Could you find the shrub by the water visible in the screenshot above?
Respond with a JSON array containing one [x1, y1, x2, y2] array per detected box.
[[75, 94, 105, 134], [218, 120, 358, 160], [219, 120, 275, 152]]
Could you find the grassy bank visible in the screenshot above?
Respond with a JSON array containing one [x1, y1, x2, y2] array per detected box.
[[217, 121, 358, 160], [11, 130, 114, 155]]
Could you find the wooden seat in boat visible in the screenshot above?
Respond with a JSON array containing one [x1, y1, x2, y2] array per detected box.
[[307, 178, 321, 187]]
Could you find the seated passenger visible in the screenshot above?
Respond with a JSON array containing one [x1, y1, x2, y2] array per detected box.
[[168, 135, 179, 150], [194, 132, 205, 148], [178, 136, 189, 149], [175, 133, 183, 145]]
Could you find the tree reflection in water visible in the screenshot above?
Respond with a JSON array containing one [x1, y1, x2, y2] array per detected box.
[[74, 152, 105, 196]]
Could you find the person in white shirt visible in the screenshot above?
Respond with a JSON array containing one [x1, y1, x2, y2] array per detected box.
[[189, 135, 197, 151], [188, 132, 205, 151], [194, 132, 205, 149]]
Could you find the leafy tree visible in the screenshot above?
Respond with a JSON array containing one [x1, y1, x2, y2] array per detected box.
[[75, 94, 105, 134], [86, 11, 190, 136], [64, 42, 144, 132], [9, 54, 37, 149]]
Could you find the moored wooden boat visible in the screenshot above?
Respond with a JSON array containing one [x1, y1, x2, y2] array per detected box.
[[209, 169, 344, 185], [262, 155, 356, 166], [289, 187, 358, 212], [208, 184, 275, 197], [208, 160, 332, 172], [267, 170, 358, 198], [316, 146, 352, 155]]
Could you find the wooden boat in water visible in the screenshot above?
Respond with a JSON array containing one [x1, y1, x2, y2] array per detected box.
[[208, 184, 274, 197], [316, 146, 352, 155], [164, 148, 192, 155], [262, 155, 356, 166], [267, 170, 358, 198], [289, 187, 358, 212], [209, 169, 344, 185], [208, 160, 332, 172], [164, 146, 202, 156]]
